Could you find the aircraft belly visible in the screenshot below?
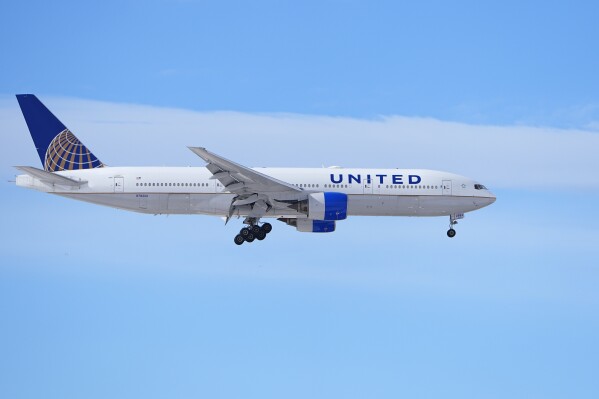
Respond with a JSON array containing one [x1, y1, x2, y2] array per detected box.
[[56, 193, 230, 215], [56, 192, 485, 218], [348, 195, 481, 216], [347, 195, 402, 216], [167, 194, 190, 212], [190, 193, 232, 215], [57, 193, 156, 213], [417, 196, 483, 215]]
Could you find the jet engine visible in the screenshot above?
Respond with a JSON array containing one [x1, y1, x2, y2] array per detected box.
[[278, 218, 336, 233]]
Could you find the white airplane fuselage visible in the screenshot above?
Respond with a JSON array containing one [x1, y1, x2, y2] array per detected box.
[[14, 94, 497, 242], [16, 166, 496, 218]]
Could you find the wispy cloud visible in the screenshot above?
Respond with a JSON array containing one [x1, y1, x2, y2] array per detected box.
[[2, 96, 598, 190]]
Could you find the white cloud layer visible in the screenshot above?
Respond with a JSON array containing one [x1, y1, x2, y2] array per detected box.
[[2, 96, 598, 190]]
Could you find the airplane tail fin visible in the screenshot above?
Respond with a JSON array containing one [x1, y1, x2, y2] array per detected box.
[[16, 94, 104, 172]]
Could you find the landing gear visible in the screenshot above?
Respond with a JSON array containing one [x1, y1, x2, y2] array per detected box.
[[446, 214, 459, 238], [234, 221, 273, 245], [262, 223, 272, 234]]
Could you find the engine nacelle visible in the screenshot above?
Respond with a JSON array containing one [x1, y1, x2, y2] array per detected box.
[[278, 217, 336, 233], [308, 192, 348, 221], [295, 219, 336, 233]]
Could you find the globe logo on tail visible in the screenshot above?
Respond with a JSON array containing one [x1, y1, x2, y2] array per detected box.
[[44, 129, 104, 172]]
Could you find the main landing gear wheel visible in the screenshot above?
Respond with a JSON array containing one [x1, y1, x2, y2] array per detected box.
[[235, 221, 273, 245], [447, 228, 456, 238], [261, 223, 272, 234], [256, 230, 267, 240]]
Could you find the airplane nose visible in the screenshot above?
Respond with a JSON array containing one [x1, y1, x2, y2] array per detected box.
[[475, 192, 496, 208]]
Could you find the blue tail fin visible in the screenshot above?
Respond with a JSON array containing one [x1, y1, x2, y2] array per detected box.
[[16, 94, 104, 172]]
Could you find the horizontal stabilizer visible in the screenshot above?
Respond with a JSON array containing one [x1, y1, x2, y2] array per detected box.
[[15, 166, 87, 187]]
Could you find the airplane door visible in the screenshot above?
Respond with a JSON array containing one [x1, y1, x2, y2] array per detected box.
[[114, 177, 124, 193], [442, 180, 452, 195]]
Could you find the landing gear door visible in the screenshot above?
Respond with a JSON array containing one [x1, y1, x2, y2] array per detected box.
[[442, 180, 452, 195], [114, 177, 124, 193]]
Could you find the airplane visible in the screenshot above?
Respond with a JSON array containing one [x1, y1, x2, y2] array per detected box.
[[14, 94, 496, 245]]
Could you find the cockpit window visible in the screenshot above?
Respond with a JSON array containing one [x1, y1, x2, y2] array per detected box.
[[474, 184, 487, 190]]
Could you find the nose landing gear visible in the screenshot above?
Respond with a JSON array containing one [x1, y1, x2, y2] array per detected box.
[[446, 214, 462, 238], [234, 220, 273, 245]]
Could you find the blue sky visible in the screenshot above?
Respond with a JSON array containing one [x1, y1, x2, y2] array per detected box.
[[1, 1, 599, 398]]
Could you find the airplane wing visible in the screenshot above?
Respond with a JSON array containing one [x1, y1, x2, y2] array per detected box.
[[14, 166, 87, 187], [188, 147, 303, 220]]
